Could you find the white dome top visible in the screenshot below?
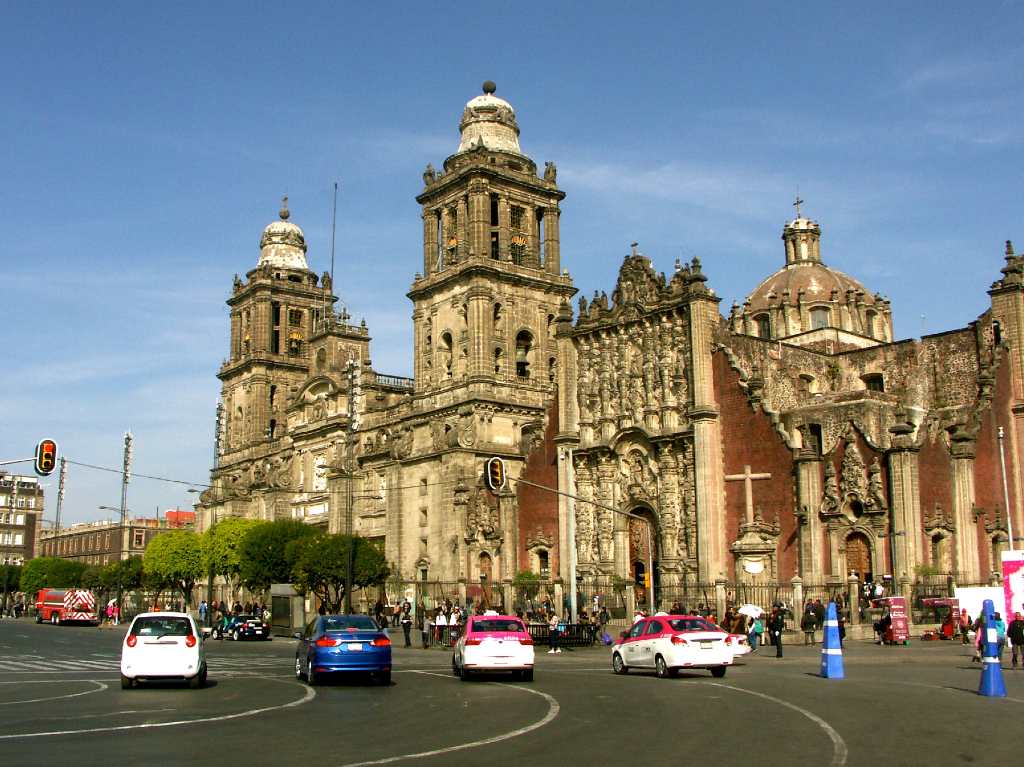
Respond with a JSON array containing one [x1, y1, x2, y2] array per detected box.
[[457, 81, 522, 155], [258, 197, 308, 270]]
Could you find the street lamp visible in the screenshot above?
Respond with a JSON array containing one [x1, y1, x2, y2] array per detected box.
[[99, 504, 133, 623]]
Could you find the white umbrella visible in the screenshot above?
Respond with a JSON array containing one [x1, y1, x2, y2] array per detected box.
[[737, 604, 763, 618]]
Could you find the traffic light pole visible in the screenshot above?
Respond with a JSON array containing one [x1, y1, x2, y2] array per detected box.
[[509, 474, 656, 618]]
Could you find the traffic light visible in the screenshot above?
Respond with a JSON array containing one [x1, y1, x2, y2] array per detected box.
[[34, 439, 59, 477], [485, 457, 506, 494]]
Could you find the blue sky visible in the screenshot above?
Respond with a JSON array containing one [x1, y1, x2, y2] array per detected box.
[[3, 2, 1021, 526]]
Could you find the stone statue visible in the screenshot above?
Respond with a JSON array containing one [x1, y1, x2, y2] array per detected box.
[[423, 163, 436, 184], [543, 161, 557, 182], [867, 458, 887, 509], [821, 461, 840, 515]]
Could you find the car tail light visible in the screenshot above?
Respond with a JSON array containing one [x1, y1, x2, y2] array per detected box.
[[671, 635, 689, 646], [315, 637, 341, 647], [519, 636, 533, 645], [464, 637, 482, 645], [185, 635, 197, 648], [371, 637, 391, 647], [126, 635, 137, 648]]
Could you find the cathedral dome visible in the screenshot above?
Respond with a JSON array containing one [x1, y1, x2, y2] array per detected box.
[[746, 261, 876, 314], [457, 81, 522, 154], [736, 209, 892, 344], [258, 197, 309, 271]]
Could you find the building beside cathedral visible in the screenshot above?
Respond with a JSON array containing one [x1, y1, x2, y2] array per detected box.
[[198, 82, 1022, 614]]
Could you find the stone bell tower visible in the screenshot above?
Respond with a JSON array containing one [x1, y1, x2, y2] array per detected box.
[[409, 81, 575, 395]]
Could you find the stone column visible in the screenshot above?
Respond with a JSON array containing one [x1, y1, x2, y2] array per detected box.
[[887, 419, 922, 581], [687, 291, 725, 582], [950, 431, 981, 581], [794, 448, 823, 582], [465, 285, 492, 381], [498, 196, 511, 262], [714, 579, 727, 622], [544, 204, 561, 275], [847, 574, 860, 625], [791, 576, 803, 613], [422, 210, 437, 275], [468, 182, 488, 259], [457, 197, 468, 261]]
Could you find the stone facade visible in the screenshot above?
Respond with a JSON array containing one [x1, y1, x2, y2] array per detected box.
[[198, 83, 1022, 608]]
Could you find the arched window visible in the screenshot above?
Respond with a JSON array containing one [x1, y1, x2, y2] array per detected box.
[[548, 356, 557, 383], [515, 331, 533, 378], [537, 550, 550, 579], [810, 307, 831, 330], [441, 332, 453, 378], [493, 303, 502, 324], [754, 314, 771, 339], [862, 373, 885, 392], [494, 347, 503, 375]]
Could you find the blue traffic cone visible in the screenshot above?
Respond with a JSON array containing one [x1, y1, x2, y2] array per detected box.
[[820, 601, 844, 679], [978, 598, 1007, 698]]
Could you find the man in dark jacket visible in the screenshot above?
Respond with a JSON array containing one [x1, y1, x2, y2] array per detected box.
[[769, 608, 786, 658], [1008, 611, 1024, 667]]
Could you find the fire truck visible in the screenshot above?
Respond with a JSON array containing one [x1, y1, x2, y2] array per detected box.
[[35, 589, 99, 625]]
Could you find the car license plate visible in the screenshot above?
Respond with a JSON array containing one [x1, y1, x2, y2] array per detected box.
[[348, 643, 363, 651], [700, 641, 712, 649], [255, 630, 262, 634]]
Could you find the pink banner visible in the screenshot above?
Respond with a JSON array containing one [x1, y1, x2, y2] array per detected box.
[[1002, 551, 1024, 619], [887, 596, 909, 642]]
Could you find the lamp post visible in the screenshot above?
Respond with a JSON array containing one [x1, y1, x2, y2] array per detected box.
[[99, 502, 133, 620]]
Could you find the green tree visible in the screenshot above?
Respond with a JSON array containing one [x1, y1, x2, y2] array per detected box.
[[238, 519, 317, 593], [144, 531, 203, 608], [201, 517, 265, 598], [513, 570, 541, 602], [19, 557, 88, 594], [289, 534, 389, 613]]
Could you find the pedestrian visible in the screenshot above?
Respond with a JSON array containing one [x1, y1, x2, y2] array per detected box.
[[971, 614, 986, 663], [959, 609, 972, 645], [199, 600, 208, 625], [632, 608, 645, 625], [1008, 612, 1024, 668], [548, 611, 562, 654], [993, 611, 1007, 661], [401, 602, 412, 648], [106, 602, 114, 625], [769, 607, 786, 658], [748, 615, 763, 653], [112, 603, 120, 626], [801, 603, 817, 645], [422, 607, 433, 649], [392, 602, 402, 628]]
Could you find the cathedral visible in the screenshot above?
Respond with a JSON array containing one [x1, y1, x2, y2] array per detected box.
[[197, 82, 1022, 613]]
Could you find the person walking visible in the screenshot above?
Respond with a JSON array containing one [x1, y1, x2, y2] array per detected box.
[[959, 609, 972, 644], [801, 603, 817, 645], [993, 611, 1008, 662], [748, 615, 763, 653], [400, 602, 412, 648], [1007, 612, 1024, 668], [548, 611, 562, 654], [769, 607, 786, 658]]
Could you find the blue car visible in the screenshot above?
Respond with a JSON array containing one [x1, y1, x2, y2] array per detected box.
[[294, 614, 392, 685]]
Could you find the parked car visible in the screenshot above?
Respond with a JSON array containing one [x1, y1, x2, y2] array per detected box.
[[294, 614, 392, 685], [220, 614, 271, 641], [611, 614, 732, 678], [452, 612, 534, 682], [120, 612, 207, 689]]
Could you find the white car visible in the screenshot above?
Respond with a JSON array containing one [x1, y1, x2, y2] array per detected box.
[[611, 614, 733, 678], [452, 613, 535, 681], [120, 612, 207, 689]]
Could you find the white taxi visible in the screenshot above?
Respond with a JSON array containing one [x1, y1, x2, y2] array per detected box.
[[611, 614, 733, 678], [452, 612, 534, 682], [120, 612, 207, 689]]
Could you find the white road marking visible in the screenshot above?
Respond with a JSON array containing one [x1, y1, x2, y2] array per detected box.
[[0, 678, 316, 740], [336, 671, 560, 767], [709, 683, 848, 767], [0, 680, 107, 706]]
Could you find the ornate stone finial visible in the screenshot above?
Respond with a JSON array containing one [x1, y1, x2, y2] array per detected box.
[[279, 195, 290, 221], [630, 242, 639, 257], [1007, 240, 1015, 257], [674, 257, 682, 272], [482, 80, 497, 94]]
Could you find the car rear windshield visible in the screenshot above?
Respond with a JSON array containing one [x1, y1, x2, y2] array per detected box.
[[667, 618, 717, 632], [472, 619, 526, 633], [132, 617, 193, 637], [325, 616, 378, 631]]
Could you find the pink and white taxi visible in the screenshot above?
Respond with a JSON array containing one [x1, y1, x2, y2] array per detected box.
[[611, 615, 733, 678], [452, 612, 534, 682]]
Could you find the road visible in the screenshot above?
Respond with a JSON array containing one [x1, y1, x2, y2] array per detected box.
[[0, 619, 1020, 766]]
